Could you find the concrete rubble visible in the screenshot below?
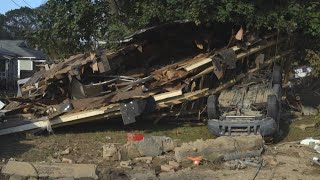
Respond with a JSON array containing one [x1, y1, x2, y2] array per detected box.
[[1, 161, 98, 179], [174, 135, 264, 162], [103, 136, 176, 161]]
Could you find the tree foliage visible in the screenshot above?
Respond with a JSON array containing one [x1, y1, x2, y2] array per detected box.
[[4, 0, 316, 70], [29, 0, 109, 59], [0, 7, 37, 39]]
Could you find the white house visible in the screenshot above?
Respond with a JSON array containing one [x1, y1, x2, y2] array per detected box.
[[0, 40, 46, 90]]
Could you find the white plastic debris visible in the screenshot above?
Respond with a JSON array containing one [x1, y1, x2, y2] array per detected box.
[[0, 100, 5, 110], [300, 137, 320, 146], [294, 66, 312, 78], [312, 157, 320, 166], [300, 138, 320, 154], [314, 144, 320, 154]]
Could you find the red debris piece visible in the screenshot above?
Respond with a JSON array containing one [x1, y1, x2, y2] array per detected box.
[[127, 132, 144, 142]]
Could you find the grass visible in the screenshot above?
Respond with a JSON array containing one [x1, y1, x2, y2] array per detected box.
[[280, 114, 320, 142], [3, 119, 213, 162], [4, 114, 320, 162]]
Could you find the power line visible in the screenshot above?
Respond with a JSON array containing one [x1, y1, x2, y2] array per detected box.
[[22, 0, 33, 8], [10, 0, 21, 8]]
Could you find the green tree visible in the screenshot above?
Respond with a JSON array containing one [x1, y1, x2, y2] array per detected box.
[[30, 0, 109, 59], [4, 7, 38, 39], [0, 14, 11, 39]]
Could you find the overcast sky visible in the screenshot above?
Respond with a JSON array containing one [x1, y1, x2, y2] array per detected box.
[[0, 0, 46, 14]]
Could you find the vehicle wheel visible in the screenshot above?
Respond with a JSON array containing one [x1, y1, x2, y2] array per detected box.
[[207, 95, 220, 119], [272, 65, 282, 85], [267, 95, 280, 133], [272, 83, 282, 100]]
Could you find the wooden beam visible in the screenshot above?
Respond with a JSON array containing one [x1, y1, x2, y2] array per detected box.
[[153, 89, 183, 101], [182, 58, 212, 71]]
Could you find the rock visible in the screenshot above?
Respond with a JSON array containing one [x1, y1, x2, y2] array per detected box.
[[302, 106, 318, 116], [168, 161, 180, 170], [134, 136, 163, 157], [262, 155, 278, 166], [47, 156, 61, 163], [103, 143, 120, 161], [129, 167, 157, 180], [2, 161, 38, 177], [160, 164, 175, 172], [60, 148, 71, 155], [62, 158, 73, 164], [133, 136, 175, 157], [106, 136, 112, 140], [1, 161, 97, 179], [120, 161, 132, 169], [9, 175, 25, 180], [174, 135, 264, 162], [223, 161, 238, 170], [76, 155, 85, 163], [119, 143, 141, 160], [152, 136, 176, 152]]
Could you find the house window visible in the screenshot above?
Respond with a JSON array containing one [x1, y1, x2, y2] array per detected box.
[[0, 60, 6, 80], [0, 60, 6, 72]]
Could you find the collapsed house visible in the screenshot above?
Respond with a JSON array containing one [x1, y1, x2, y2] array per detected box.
[[0, 21, 292, 136]]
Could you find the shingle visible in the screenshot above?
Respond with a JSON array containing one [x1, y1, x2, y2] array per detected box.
[[0, 40, 46, 59]]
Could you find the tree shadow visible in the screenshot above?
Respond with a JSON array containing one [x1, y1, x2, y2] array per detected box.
[[0, 133, 34, 159]]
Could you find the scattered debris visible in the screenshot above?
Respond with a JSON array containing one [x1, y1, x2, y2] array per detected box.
[[134, 156, 153, 163], [103, 143, 120, 161], [61, 157, 73, 164], [60, 148, 71, 155], [312, 157, 320, 166], [168, 161, 180, 170], [160, 164, 175, 172], [120, 161, 133, 169], [295, 123, 316, 131], [187, 157, 203, 165]]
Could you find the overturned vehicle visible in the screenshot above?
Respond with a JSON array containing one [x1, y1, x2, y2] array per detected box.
[[208, 65, 284, 138]]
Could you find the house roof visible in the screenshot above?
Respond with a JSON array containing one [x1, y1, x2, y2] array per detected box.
[[0, 40, 46, 60], [0, 48, 18, 60]]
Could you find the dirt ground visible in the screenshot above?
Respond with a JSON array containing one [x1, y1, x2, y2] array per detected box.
[[0, 114, 319, 180], [0, 79, 319, 179]]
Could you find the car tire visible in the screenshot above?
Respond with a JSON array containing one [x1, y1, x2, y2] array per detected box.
[[207, 95, 220, 119], [272, 65, 282, 85], [272, 83, 282, 100], [267, 95, 280, 133]]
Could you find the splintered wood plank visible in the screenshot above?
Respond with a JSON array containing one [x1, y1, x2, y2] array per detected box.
[[153, 89, 183, 101], [181, 37, 285, 73], [181, 58, 212, 71], [156, 50, 292, 107]]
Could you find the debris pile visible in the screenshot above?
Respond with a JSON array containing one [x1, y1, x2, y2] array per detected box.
[[0, 21, 291, 135]]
